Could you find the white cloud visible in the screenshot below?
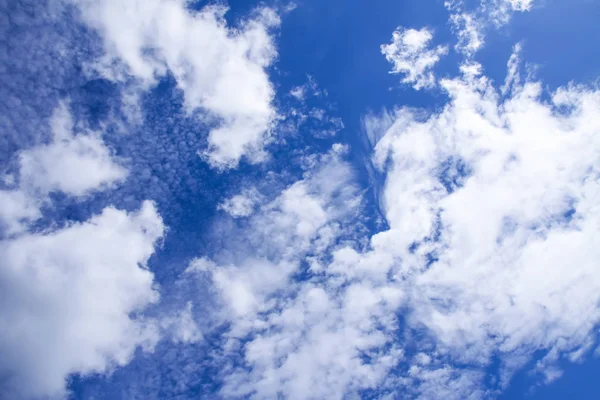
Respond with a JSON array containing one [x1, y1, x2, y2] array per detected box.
[[203, 40, 599, 399], [220, 281, 404, 400], [71, 0, 280, 168], [186, 147, 409, 399], [4, 0, 582, 398], [160, 301, 203, 344], [506, 0, 534, 11], [501, 43, 522, 94], [289, 85, 306, 101], [381, 27, 448, 90], [0, 201, 164, 399], [179, 37, 600, 397], [289, 75, 323, 101], [0, 190, 41, 236], [18, 103, 127, 196], [218, 188, 263, 218], [190, 257, 295, 321], [283, 76, 344, 138], [0, 103, 126, 237], [450, 12, 485, 56], [191, 147, 361, 319], [0, 101, 171, 399], [488, 0, 535, 25], [446, 0, 535, 57], [364, 47, 600, 395]]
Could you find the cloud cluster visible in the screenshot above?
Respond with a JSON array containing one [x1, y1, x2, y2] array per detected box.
[[0, 103, 126, 235], [2, 0, 595, 399], [193, 39, 600, 400], [487, 0, 535, 25], [365, 46, 600, 395], [381, 27, 448, 90], [0, 0, 106, 168], [449, 12, 485, 57], [0, 104, 167, 399], [446, 0, 535, 56], [18, 103, 127, 197], [186, 146, 406, 399], [0, 201, 163, 399], [70, 0, 280, 168]]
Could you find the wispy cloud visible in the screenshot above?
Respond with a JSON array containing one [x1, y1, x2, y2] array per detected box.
[[366, 44, 600, 396], [381, 27, 448, 90], [446, 0, 536, 57]]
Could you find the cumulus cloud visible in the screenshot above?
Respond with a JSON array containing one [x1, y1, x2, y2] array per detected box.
[[0, 103, 126, 236], [381, 27, 448, 90], [18, 102, 127, 196], [2, 0, 589, 399], [0, 101, 168, 399], [220, 280, 404, 400], [0, 201, 164, 399], [70, 0, 280, 168], [363, 45, 600, 395], [190, 41, 600, 400], [0, 189, 41, 236]]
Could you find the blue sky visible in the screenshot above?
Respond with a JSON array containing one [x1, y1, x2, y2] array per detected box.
[[1, 0, 600, 399]]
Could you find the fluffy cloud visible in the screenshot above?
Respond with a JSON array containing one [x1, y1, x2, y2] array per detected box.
[[220, 281, 404, 400], [364, 45, 600, 395], [195, 145, 361, 309], [0, 103, 126, 236], [185, 146, 408, 399], [488, 0, 535, 25], [0, 189, 41, 236], [197, 40, 600, 400], [381, 27, 448, 90], [3, 0, 591, 399], [70, 0, 280, 168], [18, 103, 127, 196], [449, 12, 485, 56], [0, 201, 164, 399], [0, 103, 126, 237], [0, 103, 167, 399]]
